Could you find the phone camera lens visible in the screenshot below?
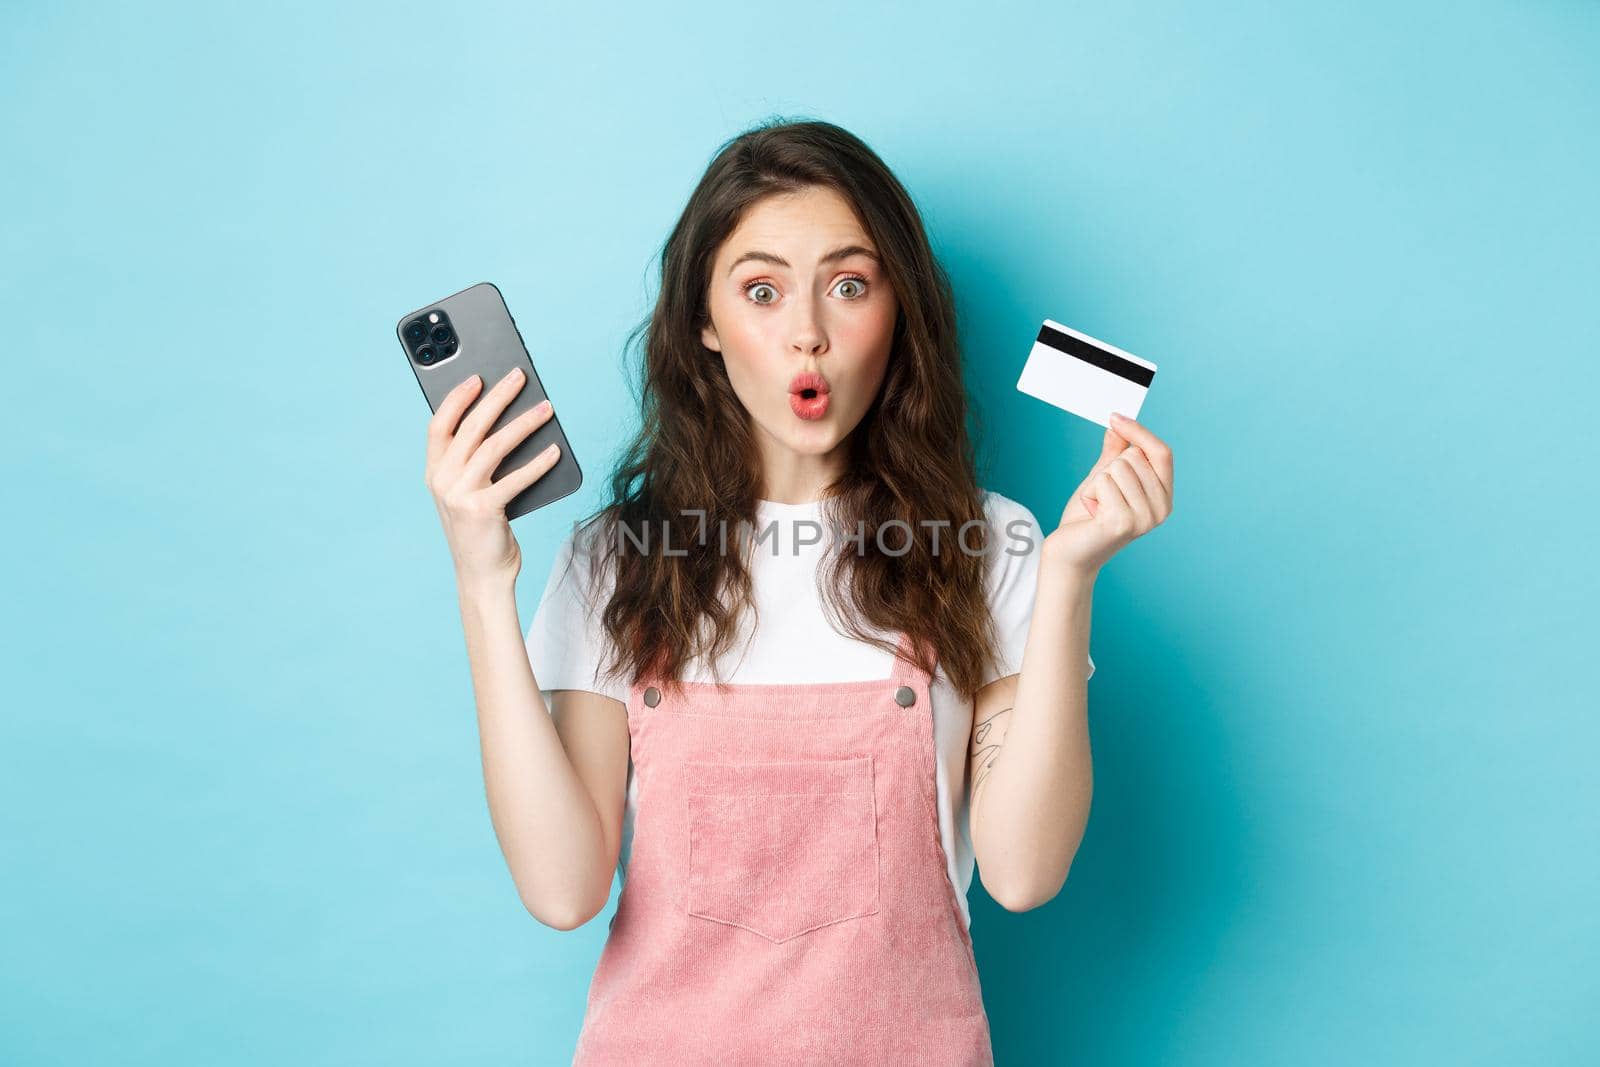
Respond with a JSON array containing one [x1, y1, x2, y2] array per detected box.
[[405, 319, 427, 343], [443, 339, 458, 355], [430, 324, 452, 344], [417, 345, 437, 363]]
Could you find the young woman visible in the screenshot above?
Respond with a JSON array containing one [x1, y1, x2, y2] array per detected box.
[[425, 119, 1174, 1064]]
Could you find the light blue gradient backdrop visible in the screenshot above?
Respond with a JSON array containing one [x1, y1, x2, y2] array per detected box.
[[4, 2, 1595, 1064]]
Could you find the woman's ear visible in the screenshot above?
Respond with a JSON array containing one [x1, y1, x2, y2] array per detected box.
[[700, 321, 722, 352]]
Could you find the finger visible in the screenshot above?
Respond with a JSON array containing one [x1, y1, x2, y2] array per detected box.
[[486, 441, 562, 509], [1070, 424, 1131, 505], [463, 400, 554, 487], [1107, 457, 1154, 529], [1092, 468, 1133, 528], [1109, 413, 1173, 494], [426, 375, 484, 469], [1088, 426, 1129, 482], [1119, 445, 1170, 522], [1097, 424, 1128, 463], [444, 367, 527, 472], [1079, 480, 1101, 518]]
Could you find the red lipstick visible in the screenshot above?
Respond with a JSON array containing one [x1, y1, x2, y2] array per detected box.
[[788, 371, 831, 420]]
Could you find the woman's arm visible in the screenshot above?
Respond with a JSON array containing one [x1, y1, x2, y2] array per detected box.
[[425, 371, 627, 930], [966, 563, 1095, 911], [456, 577, 628, 930], [968, 412, 1173, 910]]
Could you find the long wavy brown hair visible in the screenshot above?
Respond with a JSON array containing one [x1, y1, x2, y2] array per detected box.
[[562, 117, 1006, 700]]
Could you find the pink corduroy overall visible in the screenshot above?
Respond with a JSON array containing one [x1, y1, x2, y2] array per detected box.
[[570, 631, 994, 1065]]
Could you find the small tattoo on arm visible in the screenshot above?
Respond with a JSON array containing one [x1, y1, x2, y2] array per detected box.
[[970, 705, 1013, 798]]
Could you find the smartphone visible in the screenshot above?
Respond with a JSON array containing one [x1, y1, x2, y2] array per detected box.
[[397, 281, 582, 520]]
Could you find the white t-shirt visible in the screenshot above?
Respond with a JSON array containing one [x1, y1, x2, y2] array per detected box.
[[523, 489, 1093, 930]]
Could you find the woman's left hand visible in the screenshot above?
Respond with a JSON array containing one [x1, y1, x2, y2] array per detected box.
[[1041, 412, 1174, 578]]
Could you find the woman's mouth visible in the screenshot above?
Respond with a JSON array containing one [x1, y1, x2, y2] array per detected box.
[[788, 371, 831, 421]]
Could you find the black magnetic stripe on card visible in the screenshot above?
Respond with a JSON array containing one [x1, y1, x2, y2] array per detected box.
[[1037, 324, 1155, 387]]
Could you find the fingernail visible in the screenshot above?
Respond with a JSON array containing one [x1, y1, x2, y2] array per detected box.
[[1111, 411, 1126, 422]]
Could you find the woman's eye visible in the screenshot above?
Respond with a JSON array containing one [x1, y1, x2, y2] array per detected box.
[[742, 275, 868, 305]]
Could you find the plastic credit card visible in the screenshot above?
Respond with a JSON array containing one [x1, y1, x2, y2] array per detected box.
[[1015, 319, 1157, 428]]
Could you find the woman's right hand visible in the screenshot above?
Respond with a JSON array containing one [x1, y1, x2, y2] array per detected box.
[[424, 367, 562, 589]]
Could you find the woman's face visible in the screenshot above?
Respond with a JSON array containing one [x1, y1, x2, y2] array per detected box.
[[701, 185, 899, 483]]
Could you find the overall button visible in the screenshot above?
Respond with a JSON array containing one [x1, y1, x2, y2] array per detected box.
[[643, 686, 661, 707], [894, 685, 916, 707]]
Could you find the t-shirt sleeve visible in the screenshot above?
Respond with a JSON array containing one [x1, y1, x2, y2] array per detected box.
[[980, 492, 1096, 688], [524, 525, 631, 707]]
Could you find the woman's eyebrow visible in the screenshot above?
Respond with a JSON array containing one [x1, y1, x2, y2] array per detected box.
[[726, 244, 879, 276]]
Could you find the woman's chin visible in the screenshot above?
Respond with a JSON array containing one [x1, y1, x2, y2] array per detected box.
[[770, 412, 848, 454]]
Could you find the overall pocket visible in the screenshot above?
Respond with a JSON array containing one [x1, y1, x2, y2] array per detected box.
[[683, 756, 881, 943]]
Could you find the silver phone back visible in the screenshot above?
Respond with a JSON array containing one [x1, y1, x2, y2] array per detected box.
[[398, 281, 583, 519]]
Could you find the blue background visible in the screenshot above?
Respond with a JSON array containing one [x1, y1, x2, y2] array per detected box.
[[5, 2, 1596, 1063]]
